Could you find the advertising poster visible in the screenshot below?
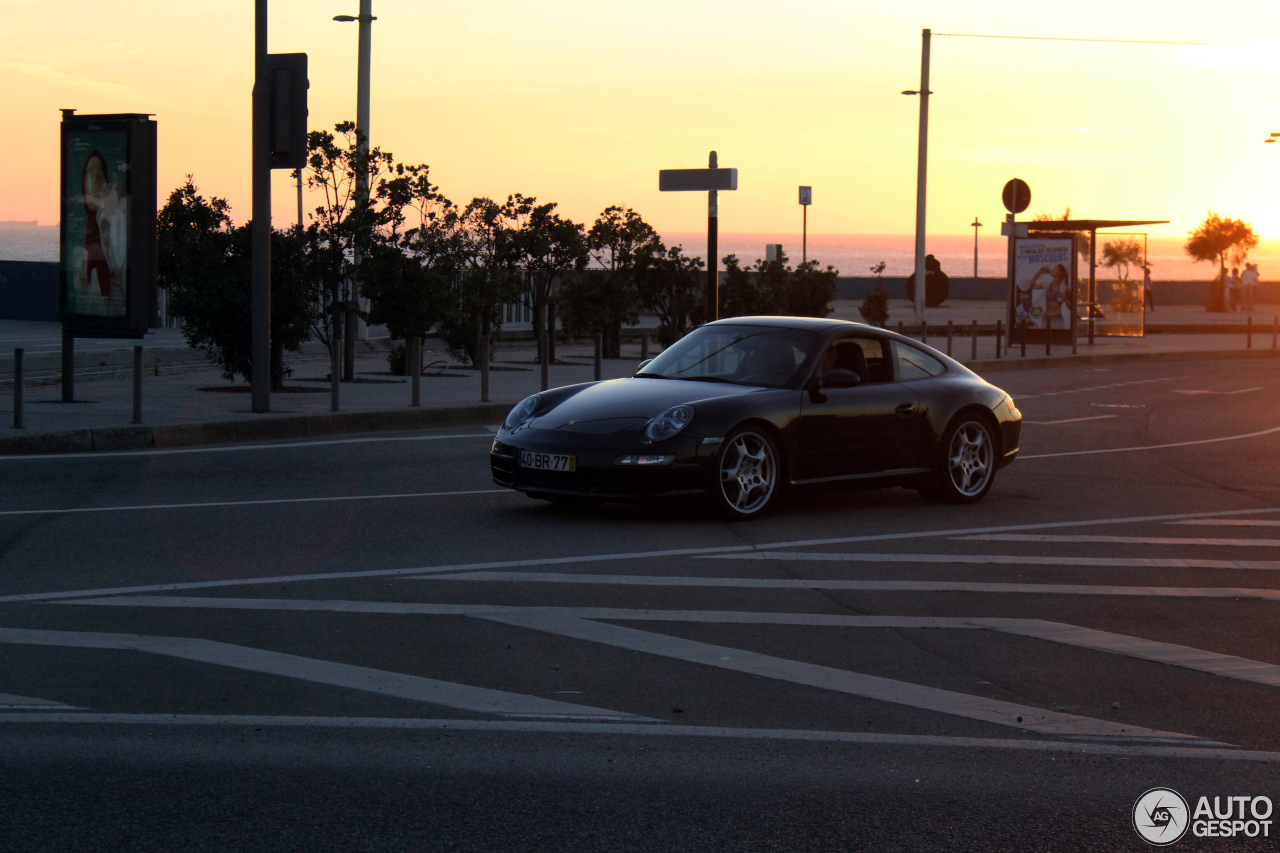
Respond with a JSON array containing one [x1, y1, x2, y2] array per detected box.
[[62, 128, 130, 318], [1012, 238, 1075, 331]]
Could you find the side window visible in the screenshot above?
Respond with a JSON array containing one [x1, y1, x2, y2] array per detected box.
[[823, 337, 887, 383], [895, 342, 946, 381]]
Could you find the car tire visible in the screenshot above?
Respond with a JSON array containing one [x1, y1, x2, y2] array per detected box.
[[923, 414, 998, 504], [710, 427, 781, 520]]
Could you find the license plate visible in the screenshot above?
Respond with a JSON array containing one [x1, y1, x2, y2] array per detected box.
[[518, 451, 577, 472]]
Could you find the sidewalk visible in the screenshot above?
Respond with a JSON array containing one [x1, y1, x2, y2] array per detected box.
[[2, 299, 1279, 454]]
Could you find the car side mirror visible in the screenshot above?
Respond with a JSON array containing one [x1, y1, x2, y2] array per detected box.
[[638, 358, 654, 370], [819, 368, 861, 389]]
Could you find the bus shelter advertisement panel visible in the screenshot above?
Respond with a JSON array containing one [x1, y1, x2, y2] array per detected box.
[[1013, 238, 1075, 331], [62, 129, 129, 318]]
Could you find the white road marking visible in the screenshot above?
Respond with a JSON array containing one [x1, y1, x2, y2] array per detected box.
[[0, 627, 654, 723], [0, 713, 1269, 760], [0, 692, 81, 710], [711, 552, 1280, 571], [1022, 415, 1116, 425], [1015, 378, 1173, 400], [410, 572, 1280, 601], [8, 505, 1280, 603], [481, 608, 1207, 743], [61, 596, 1268, 743], [1020, 424, 1280, 459], [0, 489, 510, 518], [0, 431, 497, 461], [1169, 519, 1280, 527], [961, 534, 1280, 547], [975, 618, 1280, 690], [1173, 387, 1263, 396]]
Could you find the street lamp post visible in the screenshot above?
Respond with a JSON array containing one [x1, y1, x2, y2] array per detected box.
[[971, 216, 982, 278], [334, 1, 374, 380], [902, 28, 932, 322]]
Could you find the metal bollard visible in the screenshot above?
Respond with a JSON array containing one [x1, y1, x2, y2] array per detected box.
[[921, 320, 928, 344], [1045, 325, 1051, 357], [13, 348, 24, 429], [479, 335, 490, 402], [330, 335, 341, 413], [410, 337, 422, 407], [539, 333, 549, 391], [1247, 315, 1252, 349], [593, 333, 603, 381], [996, 320, 1003, 359], [897, 320, 904, 337], [946, 320, 953, 356], [970, 321, 977, 360], [641, 333, 649, 361], [1020, 321, 1027, 358], [132, 345, 143, 424]]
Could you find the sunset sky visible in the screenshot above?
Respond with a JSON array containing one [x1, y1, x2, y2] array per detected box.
[[3, 0, 1279, 245]]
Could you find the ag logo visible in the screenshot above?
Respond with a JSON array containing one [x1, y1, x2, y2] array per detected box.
[[1133, 788, 1190, 845]]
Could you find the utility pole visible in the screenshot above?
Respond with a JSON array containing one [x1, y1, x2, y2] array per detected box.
[[250, 0, 272, 412], [911, 29, 931, 320]]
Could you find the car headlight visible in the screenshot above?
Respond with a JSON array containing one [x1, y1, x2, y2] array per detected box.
[[644, 405, 694, 442], [504, 394, 541, 429]]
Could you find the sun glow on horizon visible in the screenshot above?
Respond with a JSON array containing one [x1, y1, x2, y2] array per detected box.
[[2, 0, 1278, 245]]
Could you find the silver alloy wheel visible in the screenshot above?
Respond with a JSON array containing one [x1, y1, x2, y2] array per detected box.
[[947, 420, 994, 497], [719, 431, 778, 515]]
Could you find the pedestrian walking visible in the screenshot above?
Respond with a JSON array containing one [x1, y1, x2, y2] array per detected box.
[[1143, 264, 1154, 312]]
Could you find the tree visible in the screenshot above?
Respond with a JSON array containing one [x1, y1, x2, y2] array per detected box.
[[562, 205, 659, 358], [513, 202, 588, 363], [636, 243, 705, 346], [305, 122, 401, 370], [436, 195, 530, 364], [360, 163, 457, 369], [159, 178, 314, 386], [1033, 207, 1092, 266], [719, 250, 838, 319], [1101, 239, 1144, 281], [1185, 211, 1259, 312]]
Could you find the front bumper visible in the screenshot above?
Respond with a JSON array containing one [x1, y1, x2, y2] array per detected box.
[[490, 430, 710, 499]]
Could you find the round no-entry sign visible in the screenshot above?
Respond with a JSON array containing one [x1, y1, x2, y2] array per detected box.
[[1002, 179, 1031, 214]]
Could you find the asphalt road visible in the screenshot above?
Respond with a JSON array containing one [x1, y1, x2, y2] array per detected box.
[[3, 357, 1280, 851]]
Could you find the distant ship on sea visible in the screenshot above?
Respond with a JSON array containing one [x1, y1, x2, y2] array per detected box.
[[0, 220, 40, 227]]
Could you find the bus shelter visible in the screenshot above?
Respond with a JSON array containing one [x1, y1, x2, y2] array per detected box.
[[1022, 219, 1167, 343]]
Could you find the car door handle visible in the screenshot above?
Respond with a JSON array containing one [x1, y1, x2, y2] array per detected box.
[[895, 403, 916, 417]]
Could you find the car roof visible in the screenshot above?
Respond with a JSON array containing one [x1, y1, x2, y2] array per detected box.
[[704, 316, 869, 332]]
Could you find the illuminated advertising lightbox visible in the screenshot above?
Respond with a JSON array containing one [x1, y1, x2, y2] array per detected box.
[[1010, 237, 1076, 334], [60, 112, 156, 336]]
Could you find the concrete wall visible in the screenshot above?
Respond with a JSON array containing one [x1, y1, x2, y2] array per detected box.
[[836, 276, 1280, 306], [0, 260, 58, 321]]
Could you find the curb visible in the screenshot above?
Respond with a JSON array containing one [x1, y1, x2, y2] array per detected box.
[[0, 402, 514, 456], [964, 345, 1280, 374]]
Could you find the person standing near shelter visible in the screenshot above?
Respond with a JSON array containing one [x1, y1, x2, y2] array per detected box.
[[1242, 263, 1259, 312], [1143, 264, 1154, 312], [1227, 267, 1242, 312]]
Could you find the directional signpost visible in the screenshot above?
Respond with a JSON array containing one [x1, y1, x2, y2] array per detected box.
[[660, 151, 738, 321]]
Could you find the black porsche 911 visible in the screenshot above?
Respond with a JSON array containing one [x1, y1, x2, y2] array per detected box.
[[490, 316, 1021, 519]]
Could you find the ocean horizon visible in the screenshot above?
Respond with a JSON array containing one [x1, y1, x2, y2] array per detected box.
[[6, 224, 1277, 282]]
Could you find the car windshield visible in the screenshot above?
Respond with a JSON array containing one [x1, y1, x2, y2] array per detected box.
[[637, 325, 816, 388]]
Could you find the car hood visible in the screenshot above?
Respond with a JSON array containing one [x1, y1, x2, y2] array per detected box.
[[531, 377, 763, 431]]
